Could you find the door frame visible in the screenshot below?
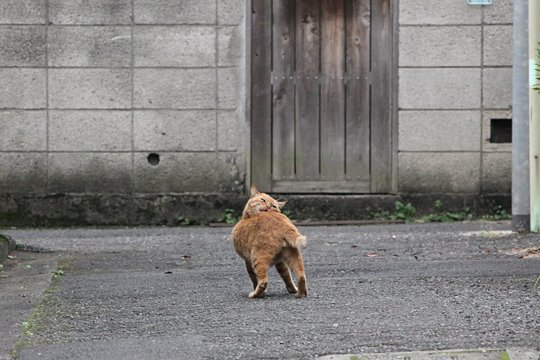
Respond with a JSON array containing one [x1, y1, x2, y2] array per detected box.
[[244, 0, 399, 194]]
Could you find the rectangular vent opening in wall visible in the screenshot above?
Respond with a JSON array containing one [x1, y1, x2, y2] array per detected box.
[[490, 119, 512, 143], [467, 0, 492, 5]]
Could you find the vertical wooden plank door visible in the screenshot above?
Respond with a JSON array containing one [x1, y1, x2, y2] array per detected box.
[[251, 0, 393, 193]]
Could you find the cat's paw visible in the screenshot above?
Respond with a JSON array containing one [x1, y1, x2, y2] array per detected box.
[[295, 290, 307, 298], [286, 285, 298, 294], [248, 283, 267, 298], [248, 290, 265, 298]]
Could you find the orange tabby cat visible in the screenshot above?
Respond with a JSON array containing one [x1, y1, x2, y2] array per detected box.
[[232, 185, 307, 298]]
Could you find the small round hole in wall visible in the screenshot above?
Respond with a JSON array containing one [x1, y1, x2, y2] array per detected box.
[[147, 153, 160, 166]]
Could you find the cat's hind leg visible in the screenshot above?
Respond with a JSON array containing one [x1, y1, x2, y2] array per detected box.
[[244, 261, 258, 290], [275, 261, 297, 294], [284, 248, 308, 298], [249, 257, 271, 298]]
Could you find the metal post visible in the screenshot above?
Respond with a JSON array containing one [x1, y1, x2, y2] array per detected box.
[[512, 0, 530, 232], [529, 0, 540, 231]]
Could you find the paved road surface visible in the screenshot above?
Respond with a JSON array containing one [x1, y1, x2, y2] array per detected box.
[[1, 222, 539, 359]]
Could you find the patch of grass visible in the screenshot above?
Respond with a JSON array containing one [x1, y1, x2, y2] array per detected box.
[[419, 200, 471, 223], [21, 321, 33, 337], [372, 200, 489, 224], [12, 260, 72, 358], [12, 292, 54, 357]]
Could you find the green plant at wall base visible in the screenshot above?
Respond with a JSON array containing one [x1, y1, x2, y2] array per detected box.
[[178, 216, 195, 226], [420, 201, 471, 223], [533, 42, 540, 94], [394, 201, 416, 221], [220, 209, 240, 225], [282, 209, 297, 221], [370, 202, 416, 222]]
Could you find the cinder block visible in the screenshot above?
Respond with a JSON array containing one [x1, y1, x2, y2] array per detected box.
[[48, 26, 131, 67], [0, 111, 46, 151], [218, 0, 245, 25], [484, 0, 513, 24], [482, 68, 512, 109], [482, 110, 512, 152], [0, 0, 46, 24], [134, 69, 216, 109], [399, 68, 480, 109], [134, 0, 215, 24], [0, 26, 46, 66], [134, 110, 216, 151], [48, 153, 132, 193], [49, 0, 131, 25], [49, 111, 131, 151], [399, 0, 481, 25], [399, 26, 480, 67], [398, 152, 480, 193], [134, 26, 215, 67], [49, 69, 131, 109], [398, 110, 480, 151], [218, 67, 240, 110], [216, 152, 246, 193], [134, 152, 219, 193], [0, 153, 47, 194], [218, 110, 244, 151], [483, 25, 512, 66], [218, 26, 243, 67], [482, 152, 511, 193], [0, 69, 46, 109]]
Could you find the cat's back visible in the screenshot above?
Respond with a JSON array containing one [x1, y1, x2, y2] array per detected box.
[[232, 211, 303, 251], [232, 211, 296, 236]]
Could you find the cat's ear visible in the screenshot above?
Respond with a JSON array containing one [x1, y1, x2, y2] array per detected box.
[[249, 184, 259, 198], [277, 200, 287, 209]]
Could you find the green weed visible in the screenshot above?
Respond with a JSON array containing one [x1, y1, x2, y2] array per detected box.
[[533, 42, 540, 93], [420, 200, 471, 222], [371, 201, 416, 222], [481, 204, 511, 221], [178, 216, 195, 226], [219, 209, 240, 225]]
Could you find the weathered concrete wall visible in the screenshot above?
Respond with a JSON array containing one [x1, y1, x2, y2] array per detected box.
[[398, 0, 512, 194], [0, 0, 514, 225], [0, 0, 246, 197]]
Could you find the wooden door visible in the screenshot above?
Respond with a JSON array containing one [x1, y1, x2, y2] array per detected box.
[[251, 0, 394, 193]]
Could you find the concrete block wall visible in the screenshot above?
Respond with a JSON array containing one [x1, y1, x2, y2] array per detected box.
[[398, 0, 512, 194], [0, 0, 514, 204], [0, 0, 246, 196]]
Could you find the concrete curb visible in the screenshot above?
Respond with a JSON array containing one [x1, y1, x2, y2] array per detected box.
[[0, 234, 16, 265], [317, 349, 540, 360]]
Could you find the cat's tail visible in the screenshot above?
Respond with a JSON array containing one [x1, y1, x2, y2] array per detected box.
[[292, 234, 306, 249]]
